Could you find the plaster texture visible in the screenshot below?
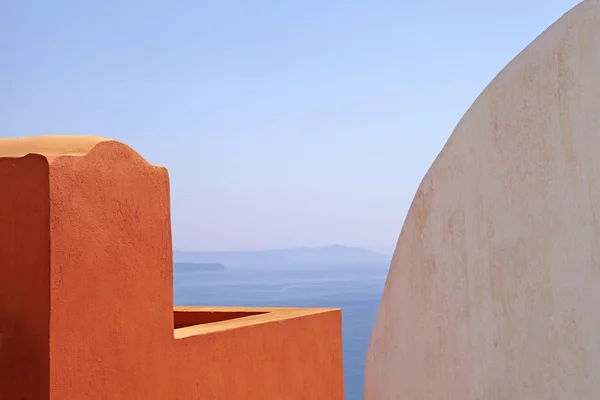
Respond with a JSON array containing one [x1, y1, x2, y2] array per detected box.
[[0, 136, 344, 400], [365, 1, 600, 398]]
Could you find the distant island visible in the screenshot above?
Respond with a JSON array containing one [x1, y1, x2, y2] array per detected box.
[[173, 262, 227, 271], [173, 245, 390, 269]]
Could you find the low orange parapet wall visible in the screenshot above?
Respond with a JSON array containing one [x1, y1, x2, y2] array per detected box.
[[0, 136, 344, 400]]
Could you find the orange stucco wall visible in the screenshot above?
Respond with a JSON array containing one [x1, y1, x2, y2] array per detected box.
[[0, 155, 51, 400], [173, 310, 268, 328], [0, 137, 344, 400]]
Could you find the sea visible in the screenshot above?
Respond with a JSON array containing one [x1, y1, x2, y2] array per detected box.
[[174, 265, 388, 400]]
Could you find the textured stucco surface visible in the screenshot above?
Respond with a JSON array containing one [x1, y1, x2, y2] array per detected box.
[[0, 136, 344, 400], [0, 154, 51, 400], [365, 1, 600, 399]]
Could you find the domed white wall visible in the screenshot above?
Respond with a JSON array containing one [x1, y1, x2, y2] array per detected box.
[[364, 1, 600, 398]]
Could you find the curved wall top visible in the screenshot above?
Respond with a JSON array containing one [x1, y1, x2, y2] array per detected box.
[[365, 1, 600, 398], [0, 135, 111, 157]]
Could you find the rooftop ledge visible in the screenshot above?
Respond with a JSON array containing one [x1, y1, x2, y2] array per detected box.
[[173, 306, 340, 339]]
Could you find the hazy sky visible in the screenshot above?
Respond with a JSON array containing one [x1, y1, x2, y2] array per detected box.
[[1, 0, 580, 251]]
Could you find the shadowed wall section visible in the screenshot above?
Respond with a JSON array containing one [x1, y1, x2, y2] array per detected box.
[[365, 1, 600, 399], [0, 155, 51, 400], [0, 136, 344, 400]]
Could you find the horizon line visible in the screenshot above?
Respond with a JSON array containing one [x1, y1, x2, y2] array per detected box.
[[173, 244, 395, 254]]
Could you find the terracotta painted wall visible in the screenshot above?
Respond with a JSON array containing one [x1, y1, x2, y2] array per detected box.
[[0, 137, 344, 400], [365, 1, 600, 399], [0, 155, 51, 400]]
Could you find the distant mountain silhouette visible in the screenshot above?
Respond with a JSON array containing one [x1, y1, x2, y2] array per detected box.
[[173, 245, 389, 268], [367, 244, 396, 258], [174, 262, 227, 271]]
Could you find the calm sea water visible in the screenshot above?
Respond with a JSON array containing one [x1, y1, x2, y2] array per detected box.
[[174, 266, 387, 400]]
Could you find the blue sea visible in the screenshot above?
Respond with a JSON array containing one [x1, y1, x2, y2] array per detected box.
[[174, 266, 387, 400]]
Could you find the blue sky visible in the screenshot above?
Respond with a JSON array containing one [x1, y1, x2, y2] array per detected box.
[[1, 0, 580, 252]]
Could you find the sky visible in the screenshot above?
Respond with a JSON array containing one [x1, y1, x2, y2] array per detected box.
[[1, 0, 582, 252]]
